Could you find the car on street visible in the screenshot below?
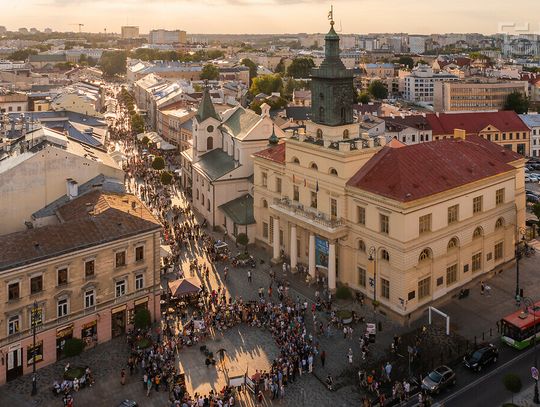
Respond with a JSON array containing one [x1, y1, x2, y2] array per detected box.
[[117, 401, 137, 407], [527, 193, 540, 203], [463, 344, 499, 372], [526, 175, 531, 183], [529, 174, 540, 183], [421, 365, 456, 394]]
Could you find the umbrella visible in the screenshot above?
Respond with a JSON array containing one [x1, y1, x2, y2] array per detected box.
[[168, 278, 201, 297]]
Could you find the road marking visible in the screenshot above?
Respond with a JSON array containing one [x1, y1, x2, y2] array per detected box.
[[435, 346, 537, 406]]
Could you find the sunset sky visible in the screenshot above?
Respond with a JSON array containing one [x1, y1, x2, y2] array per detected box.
[[4, 0, 539, 35]]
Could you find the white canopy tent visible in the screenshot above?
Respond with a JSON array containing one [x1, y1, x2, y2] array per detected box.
[[137, 131, 176, 151]]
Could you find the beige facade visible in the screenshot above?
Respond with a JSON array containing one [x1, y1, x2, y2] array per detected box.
[[121, 26, 139, 39], [434, 80, 529, 112]]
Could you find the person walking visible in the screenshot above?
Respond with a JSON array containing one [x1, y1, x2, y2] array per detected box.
[[247, 270, 252, 283], [480, 280, 485, 295], [321, 350, 326, 367], [120, 368, 126, 385]]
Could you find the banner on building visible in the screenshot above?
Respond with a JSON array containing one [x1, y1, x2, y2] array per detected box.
[[315, 236, 329, 268], [27, 340, 43, 366]]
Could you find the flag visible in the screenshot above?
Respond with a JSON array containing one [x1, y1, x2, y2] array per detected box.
[[316, 180, 319, 192]]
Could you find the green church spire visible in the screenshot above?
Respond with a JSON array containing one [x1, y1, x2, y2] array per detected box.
[[196, 84, 220, 123]]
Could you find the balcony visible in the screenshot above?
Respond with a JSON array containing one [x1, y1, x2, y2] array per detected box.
[[270, 197, 348, 236]]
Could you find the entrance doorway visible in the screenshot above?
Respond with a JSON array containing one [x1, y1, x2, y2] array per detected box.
[[56, 326, 73, 360], [112, 310, 126, 337], [6, 347, 23, 382]]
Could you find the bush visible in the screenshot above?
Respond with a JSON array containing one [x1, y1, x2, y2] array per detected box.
[[152, 156, 165, 170], [63, 338, 85, 358], [160, 171, 173, 185], [133, 308, 152, 330], [335, 286, 352, 300], [503, 373, 522, 403], [63, 366, 85, 380], [236, 233, 249, 247]]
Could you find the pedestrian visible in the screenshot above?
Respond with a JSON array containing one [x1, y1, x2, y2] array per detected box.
[[224, 267, 228, 281], [247, 270, 252, 283], [120, 368, 126, 385], [348, 348, 353, 364], [480, 280, 485, 295], [321, 350, 326, 367]]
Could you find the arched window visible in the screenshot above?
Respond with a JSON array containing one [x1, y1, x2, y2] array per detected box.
[[291, 156, 300, 164], [319, 107, 325, 123], [316, 129, 323, 139], [206, 137, 213, 150], [473, 227, 483, 239], [447, 237, 459, 251], [358, 240, 366, 252], [419, 248, 432, 262], [381, 249, 390, 261], [329, 168, 338, 176], [262, 199, 268, 208], [343, 129, 350, 139], [495, 217, 504, 230], [310, 162, 318, 171]]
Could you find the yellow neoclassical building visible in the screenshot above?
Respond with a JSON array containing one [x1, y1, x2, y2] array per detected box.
[[252, 20, 526, 321]]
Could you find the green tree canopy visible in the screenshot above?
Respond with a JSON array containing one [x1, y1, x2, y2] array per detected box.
[[200, 64, 220, 80], [241, 58, 258, 82], [133, 308, 152, 330], [283, 78, 309, 99], [504, 91, 529, 114], [368, 80, 389, 100], [286, 57, 315, 78], [131, 114, 145, 134], [100, 50, 127, 77], [8, 48, 38, 61], [249, 74, 283, 96], [274, 59, 286, 74], [236, 232, 249, 248], [250, 97, 287, 114], [502, 373, 522, 403], [398, 56, 414, 69], [359, 91, 372, 104], [152, 156, 166, 170], [161, 171, 174, 185]]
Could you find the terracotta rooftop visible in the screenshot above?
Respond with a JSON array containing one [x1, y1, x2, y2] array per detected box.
[[427, 111, 530, 136], [346, 135, 522, 203], [0, 190, 161, 271], [253, 142, 286, 164]]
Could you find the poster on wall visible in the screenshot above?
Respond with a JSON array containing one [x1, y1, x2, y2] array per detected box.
[[315, 236, 329, 268], [27, 340, 43, 366]]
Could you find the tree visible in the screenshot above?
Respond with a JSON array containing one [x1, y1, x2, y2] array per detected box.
[[502, 373, 522, 403], [131, 114, 145, 134], [100, 50, 127, 77], [8, 48, 38, 61], [200, 64, 220, 80], [286, 57, 315, 79], [206, 49, 225, 60], [250, 74, 283, 96], [275, 59, 286, 75], [161, 171, 174, 185], [368, 80, 389, 100], [398, 56, 414, 69], [152, 156, 166, 170], [359, 91, 371, 104], [283, 78, 308, 100], [236, 232, 249, 249], [133, 308, 152, 330], [504, 91, 529, 114], [63, 338, 85, 357], [352, 86, 360, 104], [250, 97, 287, 114], [241, 58, 258, 83]]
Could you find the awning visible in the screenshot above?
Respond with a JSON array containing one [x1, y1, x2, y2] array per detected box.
[[137, 131, 176, 150], [168, 278, 201, 297], [160, 244, 172, 258]]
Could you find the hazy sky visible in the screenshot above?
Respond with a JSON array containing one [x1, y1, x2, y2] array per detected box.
[[4, 0, 539, 35]]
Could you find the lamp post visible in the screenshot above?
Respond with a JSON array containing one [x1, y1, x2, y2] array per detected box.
[[515, 227, 527, 304], [523, 297, 539, 404], [368, 246, 377, 304], [31, 300, 38, 396]]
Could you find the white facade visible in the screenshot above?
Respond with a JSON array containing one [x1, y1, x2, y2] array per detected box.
[[520, 114, 540, 158], [403, 65, 458, 103]]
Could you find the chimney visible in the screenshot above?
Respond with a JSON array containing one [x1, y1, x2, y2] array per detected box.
[[453, 128, 466, 140], [260, 103, 270, 118], [66, 178, 78, 199]]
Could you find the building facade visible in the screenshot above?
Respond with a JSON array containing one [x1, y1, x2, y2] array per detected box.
[[519, 114, 540, 157], [149, 30, 187, 45], [403, 65, 458, 104], [121, 26, 139, 39]]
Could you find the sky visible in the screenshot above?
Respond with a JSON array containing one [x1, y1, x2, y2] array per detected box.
[[3, 0, 539, 35]]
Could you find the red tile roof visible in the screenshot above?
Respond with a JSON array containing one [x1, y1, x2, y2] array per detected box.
[[346, 135, 521, 203], [253, 142, 286, 164], [427, 111, 530, 136]]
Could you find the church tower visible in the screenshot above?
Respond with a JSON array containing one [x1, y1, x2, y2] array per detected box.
[[310, 10, 354, 127], [192, 86, 221, 163]]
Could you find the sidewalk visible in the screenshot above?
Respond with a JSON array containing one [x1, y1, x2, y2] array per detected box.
[[505, 382, 539, 407]]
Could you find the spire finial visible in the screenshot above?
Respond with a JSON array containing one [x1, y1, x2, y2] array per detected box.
[[328, 5, 334, 27]]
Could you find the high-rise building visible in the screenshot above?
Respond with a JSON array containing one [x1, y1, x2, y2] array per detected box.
[[121, 25, 139, 39], [149, 29, 187, 45]]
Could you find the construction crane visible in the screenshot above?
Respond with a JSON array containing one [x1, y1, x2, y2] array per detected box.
[[69, 23, 84, 33]]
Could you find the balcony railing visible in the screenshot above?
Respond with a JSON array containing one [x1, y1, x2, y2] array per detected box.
[[272, 197, 345, 229]]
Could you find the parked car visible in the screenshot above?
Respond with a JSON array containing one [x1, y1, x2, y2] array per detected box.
[[421, 365, 456, 394], [526, 189, 539, 198], [527, 193, 540, 203], [526, 175, 531, 183], [529, 174, 539, 183], [463, 344, 499, 372], [117, 401, 137, 407]]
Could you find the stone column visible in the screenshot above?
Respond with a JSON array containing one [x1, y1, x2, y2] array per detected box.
[[308, 233, 316, 278], [272, 217, 280, 261], [328, 241, 336, 292], [290, 225, 298, 272]]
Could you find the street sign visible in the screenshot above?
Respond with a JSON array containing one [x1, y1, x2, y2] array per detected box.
[[532, 367, 539, 381]]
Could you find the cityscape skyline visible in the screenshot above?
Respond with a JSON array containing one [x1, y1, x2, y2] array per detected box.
[[5, 0, 540, 35]]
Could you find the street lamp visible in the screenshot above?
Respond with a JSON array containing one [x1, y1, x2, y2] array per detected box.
[[515, 227, 527, 304], [368, 246, 377, 303], [31, 300, 38, 396], [523, 297, 540, 404]]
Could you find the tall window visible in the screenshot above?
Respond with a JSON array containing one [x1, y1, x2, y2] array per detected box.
[[8, 315, 20, 335], [473, 196, 483, 214], [358, 267, 366, 287], [135, 246, 144, 262], [496, 188, 505, 206], [472, 252, 482, 272], [84, 290, 95, 308], [57, 298, 69, 317], [8, 282, 20, 301], [358, 240, 366, 252], [30, 275, 43, 294], [57, 268, 68, 286], [380, 214, 389, 234], [447, 205, 459, 224], [381, 278, 390, 299], [418, 277, 431, 300], [262, 172, 267, 187], [494, 242, 503, 261], [446, 264, 458, 286], [115, 251, 126, 268], [419, 214, 432, 234], [357, 206, 366, 225], [115, 280, 127, 298], [276, 177, 282, 193], [293, 185, 299, 201], [262, 222, 269, 239], [330, 198, 337, 219], [310, 191, 318, 209], [85, 260, 95, 278], [136, 274, 144, 290]]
